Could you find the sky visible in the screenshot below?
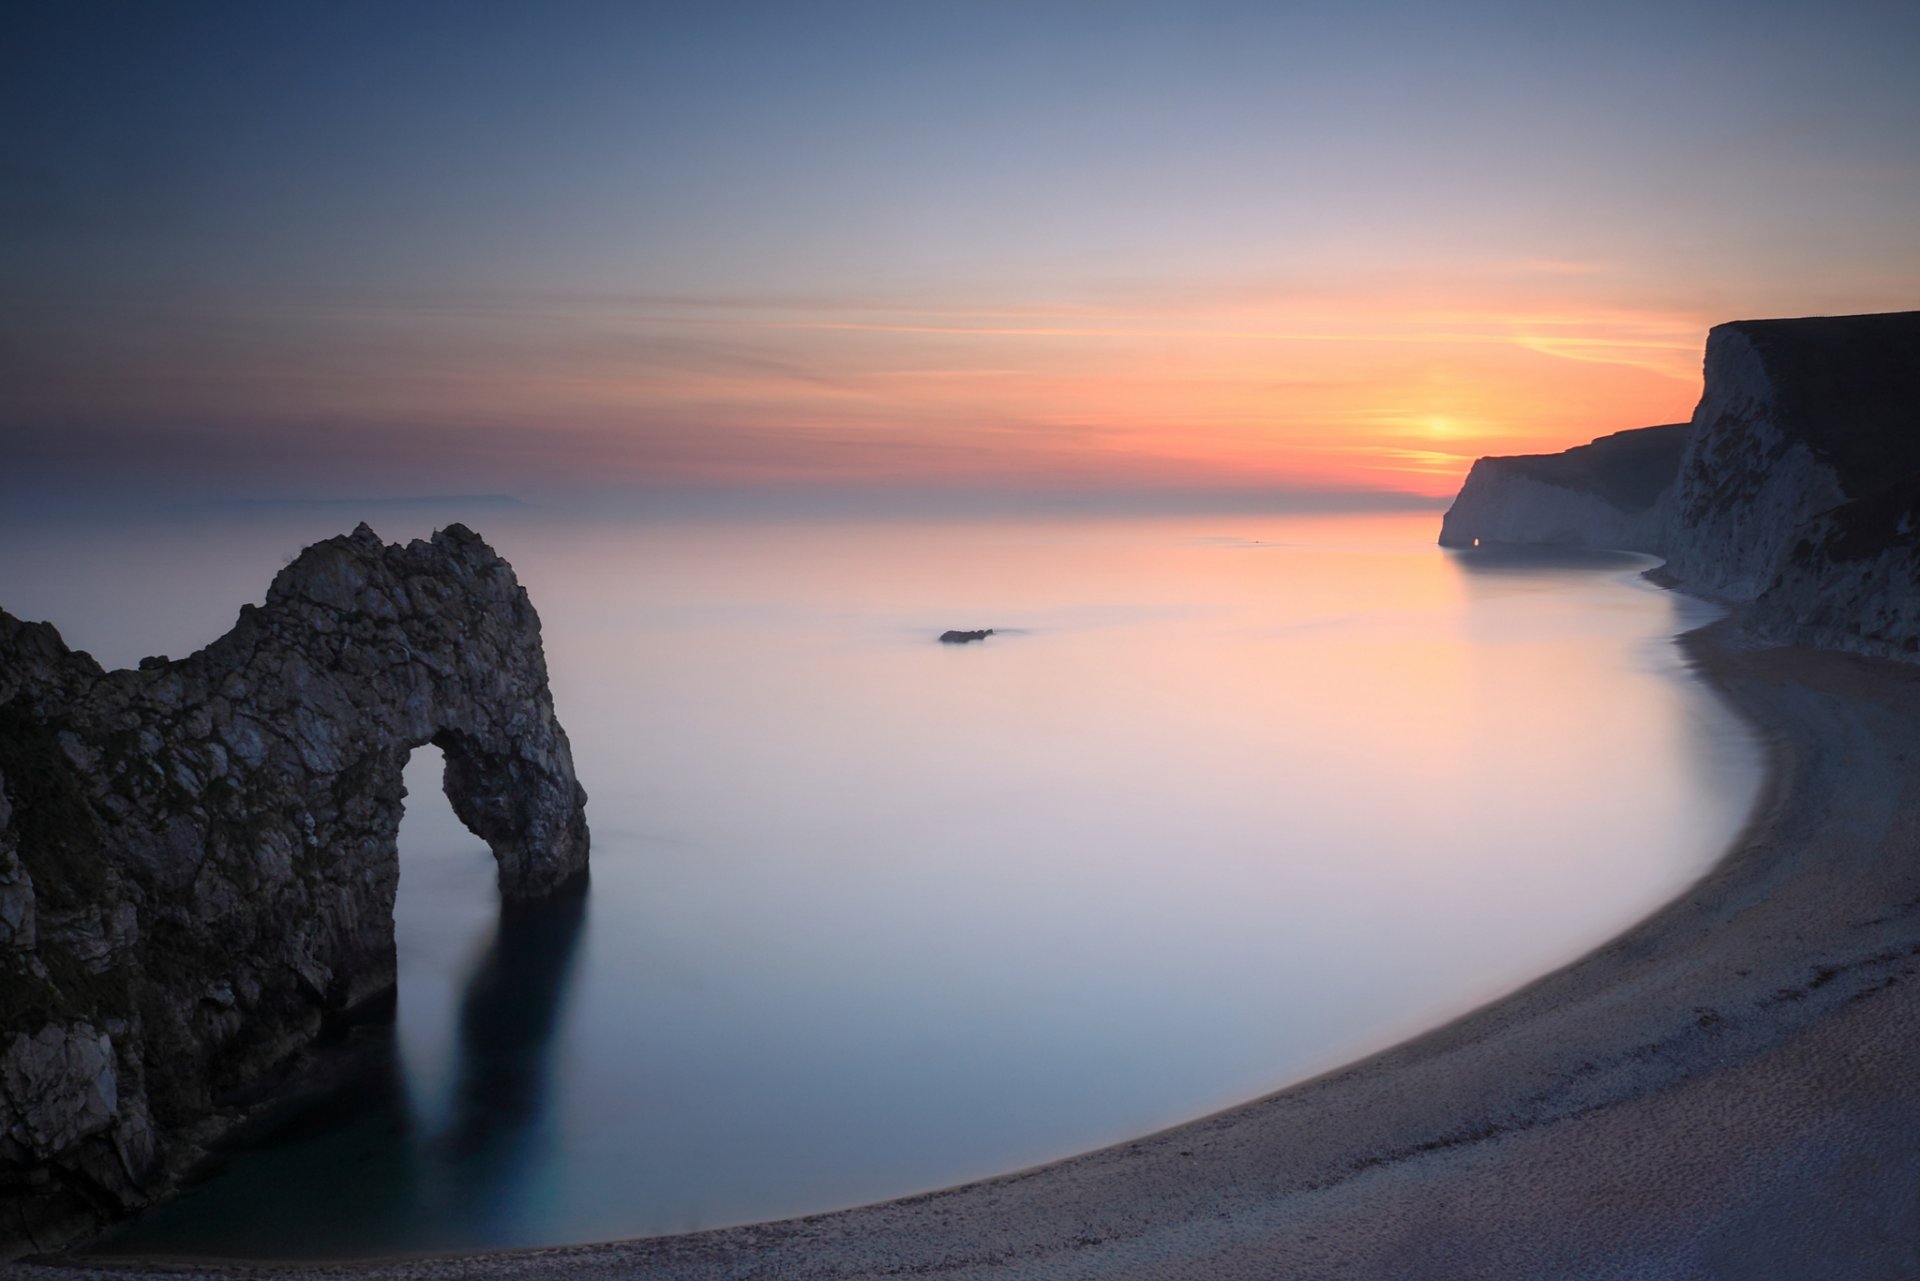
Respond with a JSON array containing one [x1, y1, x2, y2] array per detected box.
[[6, 0, 1919, 509]]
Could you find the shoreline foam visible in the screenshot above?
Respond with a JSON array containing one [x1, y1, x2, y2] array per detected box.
[[15, 615, 1920, 1279]]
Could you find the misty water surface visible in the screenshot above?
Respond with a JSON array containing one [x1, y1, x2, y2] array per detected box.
[[0, 509, 1762, 1257]]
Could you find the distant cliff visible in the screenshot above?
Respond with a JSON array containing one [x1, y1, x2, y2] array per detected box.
[[0, 524, 588, 1253], [1437, 424, 1687, 554], [1441, 310, 1920, 662]]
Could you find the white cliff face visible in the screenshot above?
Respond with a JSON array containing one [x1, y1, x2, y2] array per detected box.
[[1663, 327, 1848, 600], [1755, 545, 1920, 660], [1440, 462, 1671, 554], [1747, 483, 1920, 661], [1443, 311, 1920, 665], [1438, 423, 1686, 554], [1661, 314, 1920, 662]]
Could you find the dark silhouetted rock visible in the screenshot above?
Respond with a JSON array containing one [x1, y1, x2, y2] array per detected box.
[[939, 629, 994, 644], [0, 522, 587, 1254]]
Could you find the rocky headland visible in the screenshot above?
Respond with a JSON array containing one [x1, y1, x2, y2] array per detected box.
[[1437, 421, 1687, 555], [0, 523, 587, 1255], [1442, 310, 1920, 661]]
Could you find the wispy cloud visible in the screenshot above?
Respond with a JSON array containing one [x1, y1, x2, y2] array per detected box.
[[5, 270, 1718, 502]]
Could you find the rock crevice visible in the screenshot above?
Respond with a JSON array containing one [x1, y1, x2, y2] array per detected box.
[[0, 522, 587, 1253]]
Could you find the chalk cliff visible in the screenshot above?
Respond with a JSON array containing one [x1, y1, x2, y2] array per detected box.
[[1743, 473, 1920, 659], [1442, 311, 1920, 661], [0, 523, 588, 1253], [1438, 423, 1686, 553], [1664, 312, 1920, 599]]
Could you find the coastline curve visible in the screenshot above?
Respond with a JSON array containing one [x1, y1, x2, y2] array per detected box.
[[18, 616, 1920, 1279]]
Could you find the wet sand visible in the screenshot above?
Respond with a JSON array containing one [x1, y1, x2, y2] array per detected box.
[[16, 619, 1920, 1280]]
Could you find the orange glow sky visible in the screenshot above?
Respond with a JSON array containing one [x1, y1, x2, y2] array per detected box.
[[7, 3, 1919, 507]]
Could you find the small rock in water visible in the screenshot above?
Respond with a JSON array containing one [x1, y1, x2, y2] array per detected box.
[[939, 628, 994, 644]]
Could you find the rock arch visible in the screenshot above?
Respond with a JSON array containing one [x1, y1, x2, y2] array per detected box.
[[0, 523, 587, 1253]]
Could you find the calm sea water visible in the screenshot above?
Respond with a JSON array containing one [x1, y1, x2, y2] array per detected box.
[[0, 508, 1762, 1258]]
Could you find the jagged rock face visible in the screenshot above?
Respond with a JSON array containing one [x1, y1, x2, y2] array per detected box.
[[1664, 312, 1920, 600], [1437, 424, 1686, 554], [0, 522, 587, 1254], [1661, 311, 1920, 661], [1746, 475, 1920, 660]]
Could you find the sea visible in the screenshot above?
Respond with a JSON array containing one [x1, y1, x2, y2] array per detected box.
[[0, 505, 1763, 1257]]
